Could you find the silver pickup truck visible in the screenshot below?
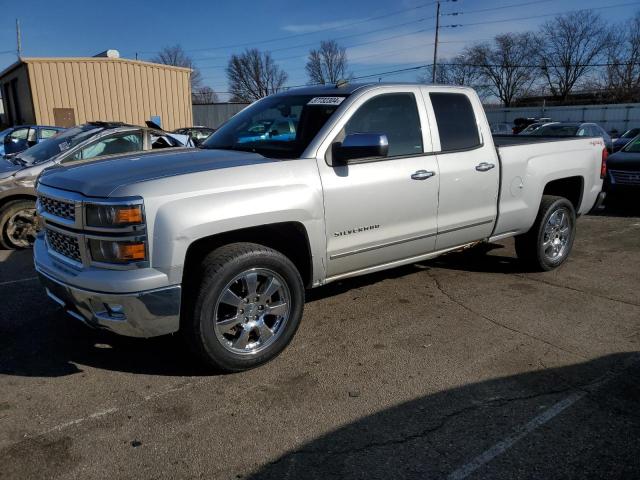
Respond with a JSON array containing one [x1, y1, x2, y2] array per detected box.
[[34, 83, 607, 371]]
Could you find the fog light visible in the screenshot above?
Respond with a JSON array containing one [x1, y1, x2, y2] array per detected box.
[[89, 239, 147, 264]]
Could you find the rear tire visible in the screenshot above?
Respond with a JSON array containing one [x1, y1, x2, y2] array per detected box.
[[515, 195, 576, 271], [0, 200, 37, 250], [183, 242, 304, 372]]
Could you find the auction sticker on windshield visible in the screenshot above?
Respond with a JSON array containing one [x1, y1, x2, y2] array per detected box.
[[307, 97, 345, 106]]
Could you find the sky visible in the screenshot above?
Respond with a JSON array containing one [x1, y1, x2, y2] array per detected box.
[[0, 0, 636, 100]]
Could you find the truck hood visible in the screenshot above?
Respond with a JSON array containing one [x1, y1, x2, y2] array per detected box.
[[38, 148, 276, 197], [607, 151, 640, 172], [0, 158, 22, 180]]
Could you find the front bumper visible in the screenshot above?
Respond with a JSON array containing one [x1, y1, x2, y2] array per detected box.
[[35, 236, 181, 338]]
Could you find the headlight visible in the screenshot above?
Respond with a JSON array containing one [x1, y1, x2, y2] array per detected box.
[[86, 204, 144, 227], [89, 239, 147, 264]]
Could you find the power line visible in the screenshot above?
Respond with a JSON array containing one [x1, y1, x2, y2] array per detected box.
[[197, 39, 472, 72], [194, 17, 435, 64], [196, 25, 437, 68], [280, 60, 640, 90], [442, 0, 554, 16], [443, 1, 640, 28], [135, 1, 439, 56]]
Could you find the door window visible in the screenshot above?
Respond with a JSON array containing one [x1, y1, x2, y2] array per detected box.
[[70, 133, 142, 161], [430, 93, 481, 151], [342, 93, 423, 157], [150, 132, 180, 149], [40, 129, 60, 140], [8, 127, 29, 141]]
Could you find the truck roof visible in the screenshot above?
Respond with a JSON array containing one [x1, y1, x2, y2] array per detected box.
[[277, 82, 471, 97]]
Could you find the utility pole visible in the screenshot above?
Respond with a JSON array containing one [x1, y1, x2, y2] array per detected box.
[[432, 2, 440, 83], [16, 19, 23, 59]]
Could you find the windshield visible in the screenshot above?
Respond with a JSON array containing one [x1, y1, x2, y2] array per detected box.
[[622, 135, 640, 153], [622, 128, 640, 139], [521, 123, 542, 133], [18, 125, 102, 164], [202, 94, 346, 158], [532, 124, 579, 136]]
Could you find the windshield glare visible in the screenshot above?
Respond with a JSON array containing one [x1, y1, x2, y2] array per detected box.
[[622, 135, 640, 152], [532, 125, 579, 136], [622, 129, 640, 139], [18, 126, 102, 164], [202, 94, 346, 158]]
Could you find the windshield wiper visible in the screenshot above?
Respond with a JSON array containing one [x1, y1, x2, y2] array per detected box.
[[10, 156, 27, 166]]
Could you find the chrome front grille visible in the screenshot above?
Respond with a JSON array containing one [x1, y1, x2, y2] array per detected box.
[[39, 195, 76, 221], [46, 228, 81, 263], [610, 169, 640, 186]]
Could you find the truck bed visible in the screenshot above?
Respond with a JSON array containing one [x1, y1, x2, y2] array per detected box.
[[491, 135, 604, 240], [492, 134, 599, 147]]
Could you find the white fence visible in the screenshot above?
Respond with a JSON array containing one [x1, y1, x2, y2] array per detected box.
[[484, 103, 640, 134], [193, 103, 249, 129]]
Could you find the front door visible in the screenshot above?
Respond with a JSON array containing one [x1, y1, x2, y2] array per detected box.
[[317, 88, 440, 278]]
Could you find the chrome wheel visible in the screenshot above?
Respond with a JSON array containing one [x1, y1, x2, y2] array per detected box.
[[5, 207, 37, 248], [542, 207, 571, 262], [213, 268, 291, 356]]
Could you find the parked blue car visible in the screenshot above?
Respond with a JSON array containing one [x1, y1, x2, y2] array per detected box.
[[0, 125, 65, 157]]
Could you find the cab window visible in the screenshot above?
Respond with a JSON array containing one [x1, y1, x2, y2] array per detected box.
[[341, 93, 423, 157], [430, 93, 481, 152]]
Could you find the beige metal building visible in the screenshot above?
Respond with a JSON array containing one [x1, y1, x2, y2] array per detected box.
[[0, 55, 192, 130]]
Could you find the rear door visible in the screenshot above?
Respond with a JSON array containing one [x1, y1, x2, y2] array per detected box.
[[422, 89, 499, 250], [316, 87, 440, 277]]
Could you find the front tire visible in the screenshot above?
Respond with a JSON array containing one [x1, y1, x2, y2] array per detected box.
[[184, 243, 304, 372], [515, 195, 576, 271], [0, 199, 37, 250]]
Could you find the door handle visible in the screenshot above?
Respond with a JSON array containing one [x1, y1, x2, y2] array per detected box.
[[411, 170, 436, 180], [475, 162, 495, 172]]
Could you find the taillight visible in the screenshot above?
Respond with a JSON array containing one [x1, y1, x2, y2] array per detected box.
[[600, 148, 608, 179]]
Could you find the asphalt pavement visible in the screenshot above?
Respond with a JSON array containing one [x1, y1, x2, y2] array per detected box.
[[0, 204, 639, 479]]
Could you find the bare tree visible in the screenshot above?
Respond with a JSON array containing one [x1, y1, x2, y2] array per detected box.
[[420, 54, 489, 99], [605, 12, 640, 102], [536, 11, 611, 100], [192, 86, 219, 104], [151, 44, 203, 89], [466, 33, 538, 106], [226, 49, 288, 102], [306, 40, 349, 85]]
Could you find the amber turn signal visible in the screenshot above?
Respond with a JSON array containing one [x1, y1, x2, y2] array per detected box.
[[118, 242, 146, 261], [116, 206, 144, 224]]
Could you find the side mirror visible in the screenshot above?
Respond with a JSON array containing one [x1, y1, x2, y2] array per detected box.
[[332, 133, 389, 163]]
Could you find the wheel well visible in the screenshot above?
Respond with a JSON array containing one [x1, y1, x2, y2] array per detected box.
[[543, 177, 583, 211], [0, 194, 37, 210], [182, 222, 313, 288]]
